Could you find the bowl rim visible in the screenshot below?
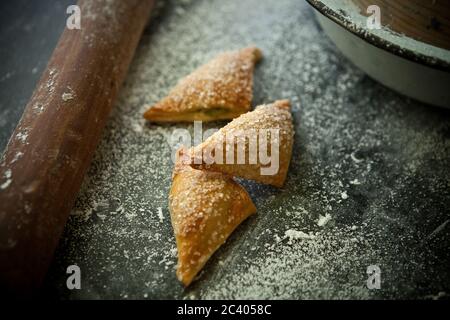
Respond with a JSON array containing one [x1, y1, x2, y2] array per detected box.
[[306, 0, 450, 72]]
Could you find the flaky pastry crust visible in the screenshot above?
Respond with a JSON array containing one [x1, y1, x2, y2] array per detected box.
[[187, 100, 294, 187], [169, 160, 256, 286], [144, 47, 262, 122]]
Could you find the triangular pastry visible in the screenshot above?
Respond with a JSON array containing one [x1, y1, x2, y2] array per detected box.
[[185, 100, 294, 187], [144, 47, 263, 122], [169, 157, 256, 286]]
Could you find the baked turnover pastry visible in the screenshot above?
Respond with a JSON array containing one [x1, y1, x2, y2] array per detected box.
[[169, 155, 256, 286], [144, 47, 263, 122], [186, 100, 294, 187]]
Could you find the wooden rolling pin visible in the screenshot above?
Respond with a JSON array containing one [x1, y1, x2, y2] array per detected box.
[[0, 0, 154, 296]]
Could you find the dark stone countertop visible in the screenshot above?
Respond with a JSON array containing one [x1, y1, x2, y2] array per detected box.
[[1, 0, 449, 299]]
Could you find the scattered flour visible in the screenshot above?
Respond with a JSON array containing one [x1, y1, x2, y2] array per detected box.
[[350, 152, 363, 163], [317, 213, 332, 227], [1, 169, 12, 189], [11, 152, 24, 164], [16, 131, 28, 143], [45, 0, 450, 300], [62, 86, 75, 102], [341, 191, 349, 200], [62, 92, 74, 101], [157, 207, 164, 223], [284, 229, 316, 241]]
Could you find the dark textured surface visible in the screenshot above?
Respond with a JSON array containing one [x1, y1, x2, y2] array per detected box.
[[1, 0, 449, 299], [0, 0, 72, 151]]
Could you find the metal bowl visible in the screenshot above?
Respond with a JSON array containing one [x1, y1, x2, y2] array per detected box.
[[306, 0, 450, 108]]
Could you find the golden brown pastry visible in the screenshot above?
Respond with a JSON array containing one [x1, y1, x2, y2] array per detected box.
[[169, 157, 256, 286], [144, 47, 263, 122], [185, 100, 294, 188]]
